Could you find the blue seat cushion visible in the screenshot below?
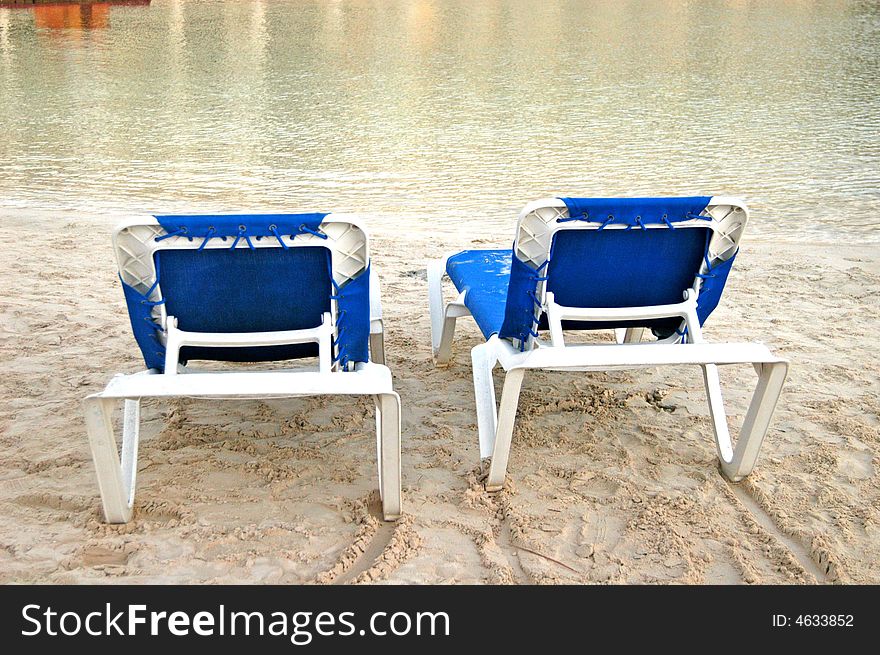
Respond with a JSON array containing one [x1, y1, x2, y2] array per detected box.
[[446, 250, 512, 339]]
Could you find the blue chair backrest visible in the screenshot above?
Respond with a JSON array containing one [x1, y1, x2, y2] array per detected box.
[[117, 213, 372, 372], [498, 197, 739, 344]]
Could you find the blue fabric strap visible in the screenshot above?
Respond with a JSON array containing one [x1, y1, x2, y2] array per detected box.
[[153, 213, 329, 242], [499, 255, 547, 349], [696, 251, 737, 324], [332, 264, 371, 367], [120, 276, 166, 371], [558, 197, 712, 228]]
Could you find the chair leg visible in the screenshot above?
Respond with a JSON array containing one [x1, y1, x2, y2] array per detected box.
[[369, 319, 386, 365], [375, 392, 402, 520], [702, 361, 788, 482], [624, 327, 644, 343], [435, 312, 458, 365], [471, 343, 499, 459], [702, 363, 733, 463], [615, 327, 645, 344], [428, 259, 457, 364], [120, 399, 141, 509], [84, 396, 139, 523], [485, 368, 526, 492]]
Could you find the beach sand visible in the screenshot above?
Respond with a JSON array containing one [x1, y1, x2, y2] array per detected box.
[[0, 216, 877, 584]]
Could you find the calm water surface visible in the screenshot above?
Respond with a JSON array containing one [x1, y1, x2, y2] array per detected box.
[[0, 0, 878, 241]]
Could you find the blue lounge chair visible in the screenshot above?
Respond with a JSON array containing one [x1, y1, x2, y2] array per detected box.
[[428, 197, 787, 491], [85, 213, 401, 522]]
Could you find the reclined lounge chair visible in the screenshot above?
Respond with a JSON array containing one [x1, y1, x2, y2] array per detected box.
[[428, 197, 787, 491], [85, 213, 401, 522]]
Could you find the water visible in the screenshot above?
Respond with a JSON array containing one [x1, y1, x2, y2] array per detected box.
[[1, 0, 878, 242]]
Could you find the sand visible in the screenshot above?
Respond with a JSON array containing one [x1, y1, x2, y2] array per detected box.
[[0, 215, 878, 584]]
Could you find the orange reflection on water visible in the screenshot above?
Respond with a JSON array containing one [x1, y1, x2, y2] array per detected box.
[[25, 1, 150, 30], [33, 4, 110, 30]]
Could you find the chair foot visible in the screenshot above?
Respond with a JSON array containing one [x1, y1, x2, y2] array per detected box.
[[720, 470, 747, 483]]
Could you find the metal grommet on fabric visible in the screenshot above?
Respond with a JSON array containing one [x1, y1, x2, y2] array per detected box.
[[268, 224, 288, 249], [231, 225, 255, 250]]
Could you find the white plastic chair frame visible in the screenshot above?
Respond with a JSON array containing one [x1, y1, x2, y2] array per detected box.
[[85, 214, 401, 523], [428, 197, 787, 491]]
